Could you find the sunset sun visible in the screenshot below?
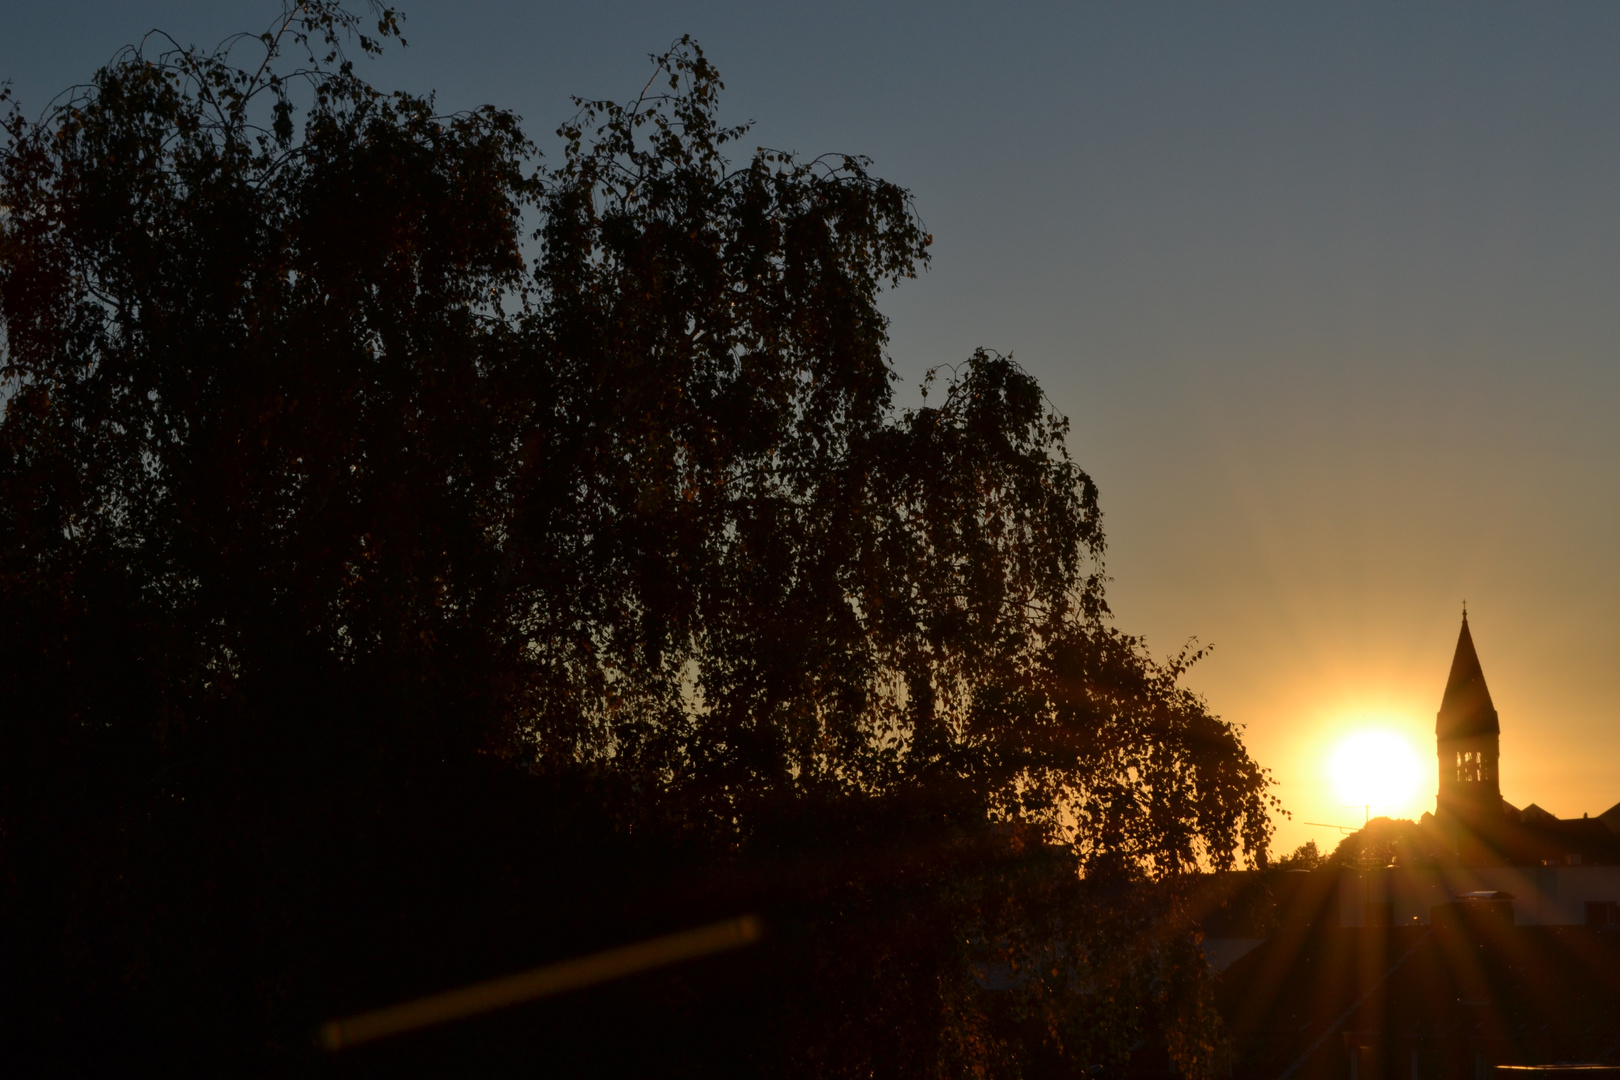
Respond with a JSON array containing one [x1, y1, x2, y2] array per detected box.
[[1328, 728, 1423, 818]]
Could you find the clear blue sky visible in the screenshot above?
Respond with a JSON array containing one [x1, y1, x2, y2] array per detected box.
[[8, 1, 1620, 852]]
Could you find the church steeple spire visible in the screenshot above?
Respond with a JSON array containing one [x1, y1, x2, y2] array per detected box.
[[1435, 611, 1502, 823], [1436, 611, 1500, 739]]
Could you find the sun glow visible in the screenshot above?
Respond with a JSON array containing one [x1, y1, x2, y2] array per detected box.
[[1328, 728, 1423, 818]]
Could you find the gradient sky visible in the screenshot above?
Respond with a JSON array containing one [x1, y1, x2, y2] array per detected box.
[[8, 1, 1619, 857]]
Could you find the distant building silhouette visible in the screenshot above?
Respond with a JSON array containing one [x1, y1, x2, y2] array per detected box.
[[1210, 613, 1620, 1080], [1434, 613, 1500, 822], [1425, 613, 1620, 870]]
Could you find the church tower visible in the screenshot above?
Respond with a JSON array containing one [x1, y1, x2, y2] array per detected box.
[[1435, 613, 1501, 821]]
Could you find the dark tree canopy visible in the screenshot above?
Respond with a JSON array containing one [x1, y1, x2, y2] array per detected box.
[[0, 5, 1274, 1076]]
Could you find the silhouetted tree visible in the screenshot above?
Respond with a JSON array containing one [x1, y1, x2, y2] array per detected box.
[[1277, 839, 1324, 870], [1329, 817, 1435, 869], [0, 5, 1274, 1076]]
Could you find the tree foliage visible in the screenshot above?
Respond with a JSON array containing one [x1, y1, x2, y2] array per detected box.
[[0, 5, 1274, 1075]]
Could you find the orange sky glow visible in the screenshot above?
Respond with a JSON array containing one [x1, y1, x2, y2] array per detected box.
[[7, 3, 1618, 868]]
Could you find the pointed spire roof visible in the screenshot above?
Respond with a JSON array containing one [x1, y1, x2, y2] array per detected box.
[[1436, 613, 1499, 738]]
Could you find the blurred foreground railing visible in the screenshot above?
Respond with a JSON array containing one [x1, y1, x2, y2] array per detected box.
[[319, 913, 763, 1050]]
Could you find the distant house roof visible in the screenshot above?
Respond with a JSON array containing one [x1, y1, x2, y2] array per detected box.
[[1505, 812, 1620, 865], [1521, 803, 1558, 825], [1436, 614, 1500, 738], [1598, 800, 1620, 836]]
